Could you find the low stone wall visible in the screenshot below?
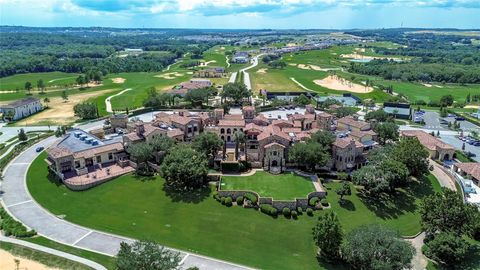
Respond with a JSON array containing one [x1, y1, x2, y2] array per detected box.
[[217, 190, 260, 201], [258, 197, 273, 205], [147, 161, 161, 172]]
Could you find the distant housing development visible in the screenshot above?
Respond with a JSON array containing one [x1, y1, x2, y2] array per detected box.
[[0, 97, 42, 121]]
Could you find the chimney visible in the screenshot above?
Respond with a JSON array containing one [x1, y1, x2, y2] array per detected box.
[[136, 122, 145, 136]]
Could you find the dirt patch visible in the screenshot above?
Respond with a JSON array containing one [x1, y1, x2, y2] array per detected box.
[[15, 89, 114, 126], [111, 77, 126, 84], [313, 75, 373, 93], [256, 68, 268, 74], [0, 249, 60, 270]]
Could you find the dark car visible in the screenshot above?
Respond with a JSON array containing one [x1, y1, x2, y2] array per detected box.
[[35, 146, 44, 152], [455, 116, 465, 121]]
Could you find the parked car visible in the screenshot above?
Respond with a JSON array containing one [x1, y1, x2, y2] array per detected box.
[[467, 152, 477, 158], [35, 146, 44, 152], [455, 116, 465, 121]]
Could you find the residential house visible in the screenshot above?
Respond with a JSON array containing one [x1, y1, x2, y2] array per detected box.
[[0, 97, 42, 121], [401, 130, 455, 160], [337, 116, 371, 132], [196, 67, 225, 78]]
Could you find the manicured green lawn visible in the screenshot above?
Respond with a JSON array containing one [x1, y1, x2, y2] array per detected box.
[[221, 171, 316, 200], [324, 174, 442, 236], [0, 72, 80, 91], [27, 153, 442, 270]]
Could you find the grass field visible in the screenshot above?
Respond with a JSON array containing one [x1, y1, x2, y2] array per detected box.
[[221, 171, 315, 200], [0, 72, 80, 92], [0, 241, 92, 270], [27, 152, 442, 270]]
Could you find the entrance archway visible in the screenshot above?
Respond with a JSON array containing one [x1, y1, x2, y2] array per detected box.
[[271, 160, 278, 167]]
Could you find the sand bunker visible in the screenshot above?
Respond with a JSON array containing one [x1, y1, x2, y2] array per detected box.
[[422, 83, 433, 87], [341, 52, 403, 61], [313, 75, 373, 93], [155, 72, 183, 80], [0, 248, 61, 270], [422, 83, 444, 88], [200, 60, 216, 67], [256, 68, 268, 74], [111, 77, 125, 84], [295, 64, 339, 71]]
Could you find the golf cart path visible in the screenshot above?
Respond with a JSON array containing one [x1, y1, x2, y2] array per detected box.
[[240, 54, 263, 90], [290, 77, 314, 92], [0, 235, 107, 270], [0, 137, 254, 270], [105, 88, 132, 113]]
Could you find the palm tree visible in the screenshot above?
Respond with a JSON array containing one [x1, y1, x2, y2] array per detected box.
[[233, 131, 245, 161]]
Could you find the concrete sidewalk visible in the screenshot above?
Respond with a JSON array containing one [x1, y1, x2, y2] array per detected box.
[[0, 137, 254, 270]]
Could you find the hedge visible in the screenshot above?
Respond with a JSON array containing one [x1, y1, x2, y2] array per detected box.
[[260, 204, 277, 216], [244, 193, 258, 205], [236, 196, 244, 205], [0, 208, 36, 238]]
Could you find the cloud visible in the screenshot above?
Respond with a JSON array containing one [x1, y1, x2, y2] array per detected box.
[[67, 0, 480, 17]]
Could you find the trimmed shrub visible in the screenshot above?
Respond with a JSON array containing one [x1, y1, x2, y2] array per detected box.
[[225, 197, 233, 207], [244, 193, 258, 205], [321, 199, 329, 207], [306, 208, 314, 216], [260, 204, 277, 216], [236, 196, 244, 205], [297, 207, 303, 214], [212, 191, 220, 201], [309, 197, 320, 207], [220, 197, 226, 205], [291, 210, 298, 219], [282, 207, 291, 217]]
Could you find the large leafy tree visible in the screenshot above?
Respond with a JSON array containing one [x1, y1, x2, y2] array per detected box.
[[365, 109, 392, 122], [18, 128, 28, 142], [288, 142, 330, 171], [192, 132, 223, 164], [221, 82, 251, 104], [233, 131, 245, 161], [116, 240, 181, 270], [420, 188, 478, 236], [336, 181, 352, 202], [341, 224, 415, 270], [424, 232, 470, 267], [373, 122, 399, 145], [127, 142, 153, 164], [312, 212, 343, 258], [160, 145, 208, 190], [73, 102, 98, 119], [184, 87, 215, 107], [392, 137, 429, 177], [309, 130, 335, 150], [149, 135, 175, 153]]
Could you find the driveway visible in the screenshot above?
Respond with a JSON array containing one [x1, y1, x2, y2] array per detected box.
[[0, 137, 254, 270], [0, 124, 55, 144]]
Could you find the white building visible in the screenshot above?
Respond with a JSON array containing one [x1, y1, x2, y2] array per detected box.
[[0, 97, 43, 121]]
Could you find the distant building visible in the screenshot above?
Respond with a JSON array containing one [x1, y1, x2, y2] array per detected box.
[[0, 97, 42, 121], [316, 94, 360, 107], [196, 67, 225, 78], [383, 102, 411, 120], [124, 48, 143, 55], [232, 52, 249, 63], [401, 130, 455, 160]]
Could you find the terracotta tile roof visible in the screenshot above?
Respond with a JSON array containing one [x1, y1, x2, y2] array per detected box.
[[242, 106, 255, 111], [333, 137, 363, 149], [271, 119, 293, 128], [170, 114, 196, 126], [295, 132, 311, 141], [223, 114, 244, 120], [245, 123, 265, 133], [47, 145, 73, 158], [293, 121, 302, 128], [401, 130, 454, 151], [73, 142, 124, 159], [282, 127, 302, 133], [218, 119, 246, 127], [264, 142, 286, 148], [258, 125, 290, 142], [455, 163, 480, 180], [337, 116, 370, 130], [350, 130, 377, 138], [317, 112, 333, 118], [143, 123, 165, 137], [167, 129, 184, 138]]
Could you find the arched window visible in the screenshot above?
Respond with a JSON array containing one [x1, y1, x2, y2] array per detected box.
[[220, 128, 225, 134], [227, 128, 231, 134]]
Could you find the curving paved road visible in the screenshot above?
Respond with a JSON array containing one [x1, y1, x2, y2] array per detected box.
[[0, 137, 254, 270], [105, 88, 132, 113]]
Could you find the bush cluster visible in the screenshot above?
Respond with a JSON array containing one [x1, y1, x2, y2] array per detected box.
[[291, 210, 298, 219], [309, 197, 320, 207], [225, 197, 233, 207], [306, 208, 314, 216], [244, 193, 258, 205], [321, 199, 329, 207], [0, 208, 36, 237], [260, 204, 277, 216], [282, 207, 291, 217], [236, 196, 244, 205]]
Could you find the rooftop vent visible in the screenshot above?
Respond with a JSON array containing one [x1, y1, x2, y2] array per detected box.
[[91, 140, 99, 146], [74, 132, 82, 138], [79, 135, 88, 141]]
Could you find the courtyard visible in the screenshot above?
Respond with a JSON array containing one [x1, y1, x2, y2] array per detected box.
[[221, 171, 316, 200]]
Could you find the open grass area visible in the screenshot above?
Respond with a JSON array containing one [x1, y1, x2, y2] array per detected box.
[[323, 174, 442, 237], [221, 171, 316, 200], [0, 72, 80, 92], [27, 152, 444, 270], [0, 241, 92, 270], [25, 237, 116, 270]]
